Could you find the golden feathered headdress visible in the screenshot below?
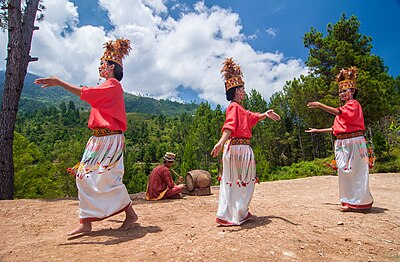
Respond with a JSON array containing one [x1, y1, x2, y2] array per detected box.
[[335, 66, 358, 91], [221, 57, 244, 91], [100, 38, 132, 67]]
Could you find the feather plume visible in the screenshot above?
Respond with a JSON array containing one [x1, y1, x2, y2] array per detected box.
[[336, 66, 358, 83], [221, 57, 243, 81], [103, 38, 132, 59]]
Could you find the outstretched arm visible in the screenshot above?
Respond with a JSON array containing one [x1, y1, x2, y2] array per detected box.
[[211, 129, 232, 157], [307, 102, 340, 116], [259, 109, 281, 121], [305, 127, 333, 133], [34, 76, 82, 97]]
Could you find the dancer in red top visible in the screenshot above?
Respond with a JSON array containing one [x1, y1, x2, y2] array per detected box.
[[211, 58, 281, 226], [306, 66, 373, 212], [35, 38, 138, 235]]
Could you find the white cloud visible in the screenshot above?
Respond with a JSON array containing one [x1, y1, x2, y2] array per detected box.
[[265, 27, 278, 39], [142, 0, 168, 14], [0, 0, 307, 108]]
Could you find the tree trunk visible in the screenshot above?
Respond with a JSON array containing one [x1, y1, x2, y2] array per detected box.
[[296, 114, 305, 161], [0, 0, 39, 199]]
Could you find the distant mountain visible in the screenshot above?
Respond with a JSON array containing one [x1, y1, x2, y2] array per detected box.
[[0, 71, 198, 115]]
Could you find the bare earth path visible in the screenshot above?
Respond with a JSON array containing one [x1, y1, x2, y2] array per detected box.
[[1, 173, 399, 262]]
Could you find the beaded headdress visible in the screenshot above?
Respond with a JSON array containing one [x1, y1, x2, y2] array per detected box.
[[221, 57, 245, 91], [100, 38, 132, 67], [336, 66, 358, 91]]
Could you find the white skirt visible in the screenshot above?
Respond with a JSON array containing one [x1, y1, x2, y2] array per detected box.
[[335, 136, 373, 209], [69, 134, 132, 223], [217, 143, 257, 225]]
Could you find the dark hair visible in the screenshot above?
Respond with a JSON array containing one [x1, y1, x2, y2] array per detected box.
[[107, 60, 124, 81], [352, 88, 358, 99], [225, 86, 241, 101]]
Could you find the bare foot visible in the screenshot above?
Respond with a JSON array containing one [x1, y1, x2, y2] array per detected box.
[[67, 223, 92, 235], [118, 209, 138, 231]]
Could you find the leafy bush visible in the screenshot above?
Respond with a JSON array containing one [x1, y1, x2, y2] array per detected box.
[[372, 148, 400, 173], [264, 157, 337, 181]]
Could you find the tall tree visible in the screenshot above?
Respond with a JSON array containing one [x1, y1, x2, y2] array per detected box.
[[0, 0, 41, 199], [284, 14, 398, 159], [302, 13, 397, 125]]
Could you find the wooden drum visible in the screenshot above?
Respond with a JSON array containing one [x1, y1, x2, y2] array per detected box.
[[185, 170, 212, 192]]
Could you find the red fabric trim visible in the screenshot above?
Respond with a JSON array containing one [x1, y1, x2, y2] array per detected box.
[[216, 218, 235, 226], [341, 202, 373, 210], [79, 202, 131, 224], [241, 212, 253, 223], [216, 212, 253, 226]]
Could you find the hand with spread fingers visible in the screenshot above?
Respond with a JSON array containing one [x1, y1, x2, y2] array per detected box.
[[34, 76, 62, 88], [266, 109, 281, 121]]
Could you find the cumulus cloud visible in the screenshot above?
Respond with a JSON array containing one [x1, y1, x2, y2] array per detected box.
[[0, 0, 308, 107]]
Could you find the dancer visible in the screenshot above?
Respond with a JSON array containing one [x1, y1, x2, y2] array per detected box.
[[211, 58, 281, 226], [35, 38, 138, 235], [306, 66, 373, 212]]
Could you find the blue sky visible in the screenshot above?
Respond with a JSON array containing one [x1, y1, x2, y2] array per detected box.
[[1, 0, 398, 107]]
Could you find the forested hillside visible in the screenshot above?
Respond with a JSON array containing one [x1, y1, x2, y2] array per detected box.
[[6, 15, 400, 199], [0, 71, 199, 116]]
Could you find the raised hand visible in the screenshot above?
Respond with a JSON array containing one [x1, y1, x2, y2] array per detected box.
[[266, 109, 281, 121], [307, 102, 320, 109], [305, 128, 318, 133], [34, 76, 62, 88]]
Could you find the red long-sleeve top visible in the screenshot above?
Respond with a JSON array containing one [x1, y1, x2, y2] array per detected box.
[[332, 100, 365, 136], [222, 102, 260, 138], [80, 78, 127, 132]]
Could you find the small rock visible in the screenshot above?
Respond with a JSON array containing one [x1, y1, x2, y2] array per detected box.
[[337, 221, 344, 225]]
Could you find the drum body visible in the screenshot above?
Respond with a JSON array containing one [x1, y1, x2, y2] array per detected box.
[[185, 170, 212, 192]]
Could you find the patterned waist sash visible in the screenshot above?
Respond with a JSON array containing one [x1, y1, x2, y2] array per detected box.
[[91, 128, 122, 137], [336, 130, 364, 140], [230, 138, 251, 145]]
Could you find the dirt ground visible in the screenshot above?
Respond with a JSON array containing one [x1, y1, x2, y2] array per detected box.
[[0, 173, 399, 262]]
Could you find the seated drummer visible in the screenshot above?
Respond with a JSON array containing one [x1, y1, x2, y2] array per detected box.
[[145, 152, 186, 200]]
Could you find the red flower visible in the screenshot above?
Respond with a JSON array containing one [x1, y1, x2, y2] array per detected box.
[[66, 168, 77, 177]]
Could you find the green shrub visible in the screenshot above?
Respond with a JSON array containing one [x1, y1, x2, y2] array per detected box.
[[264, 157, 337, 181]]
